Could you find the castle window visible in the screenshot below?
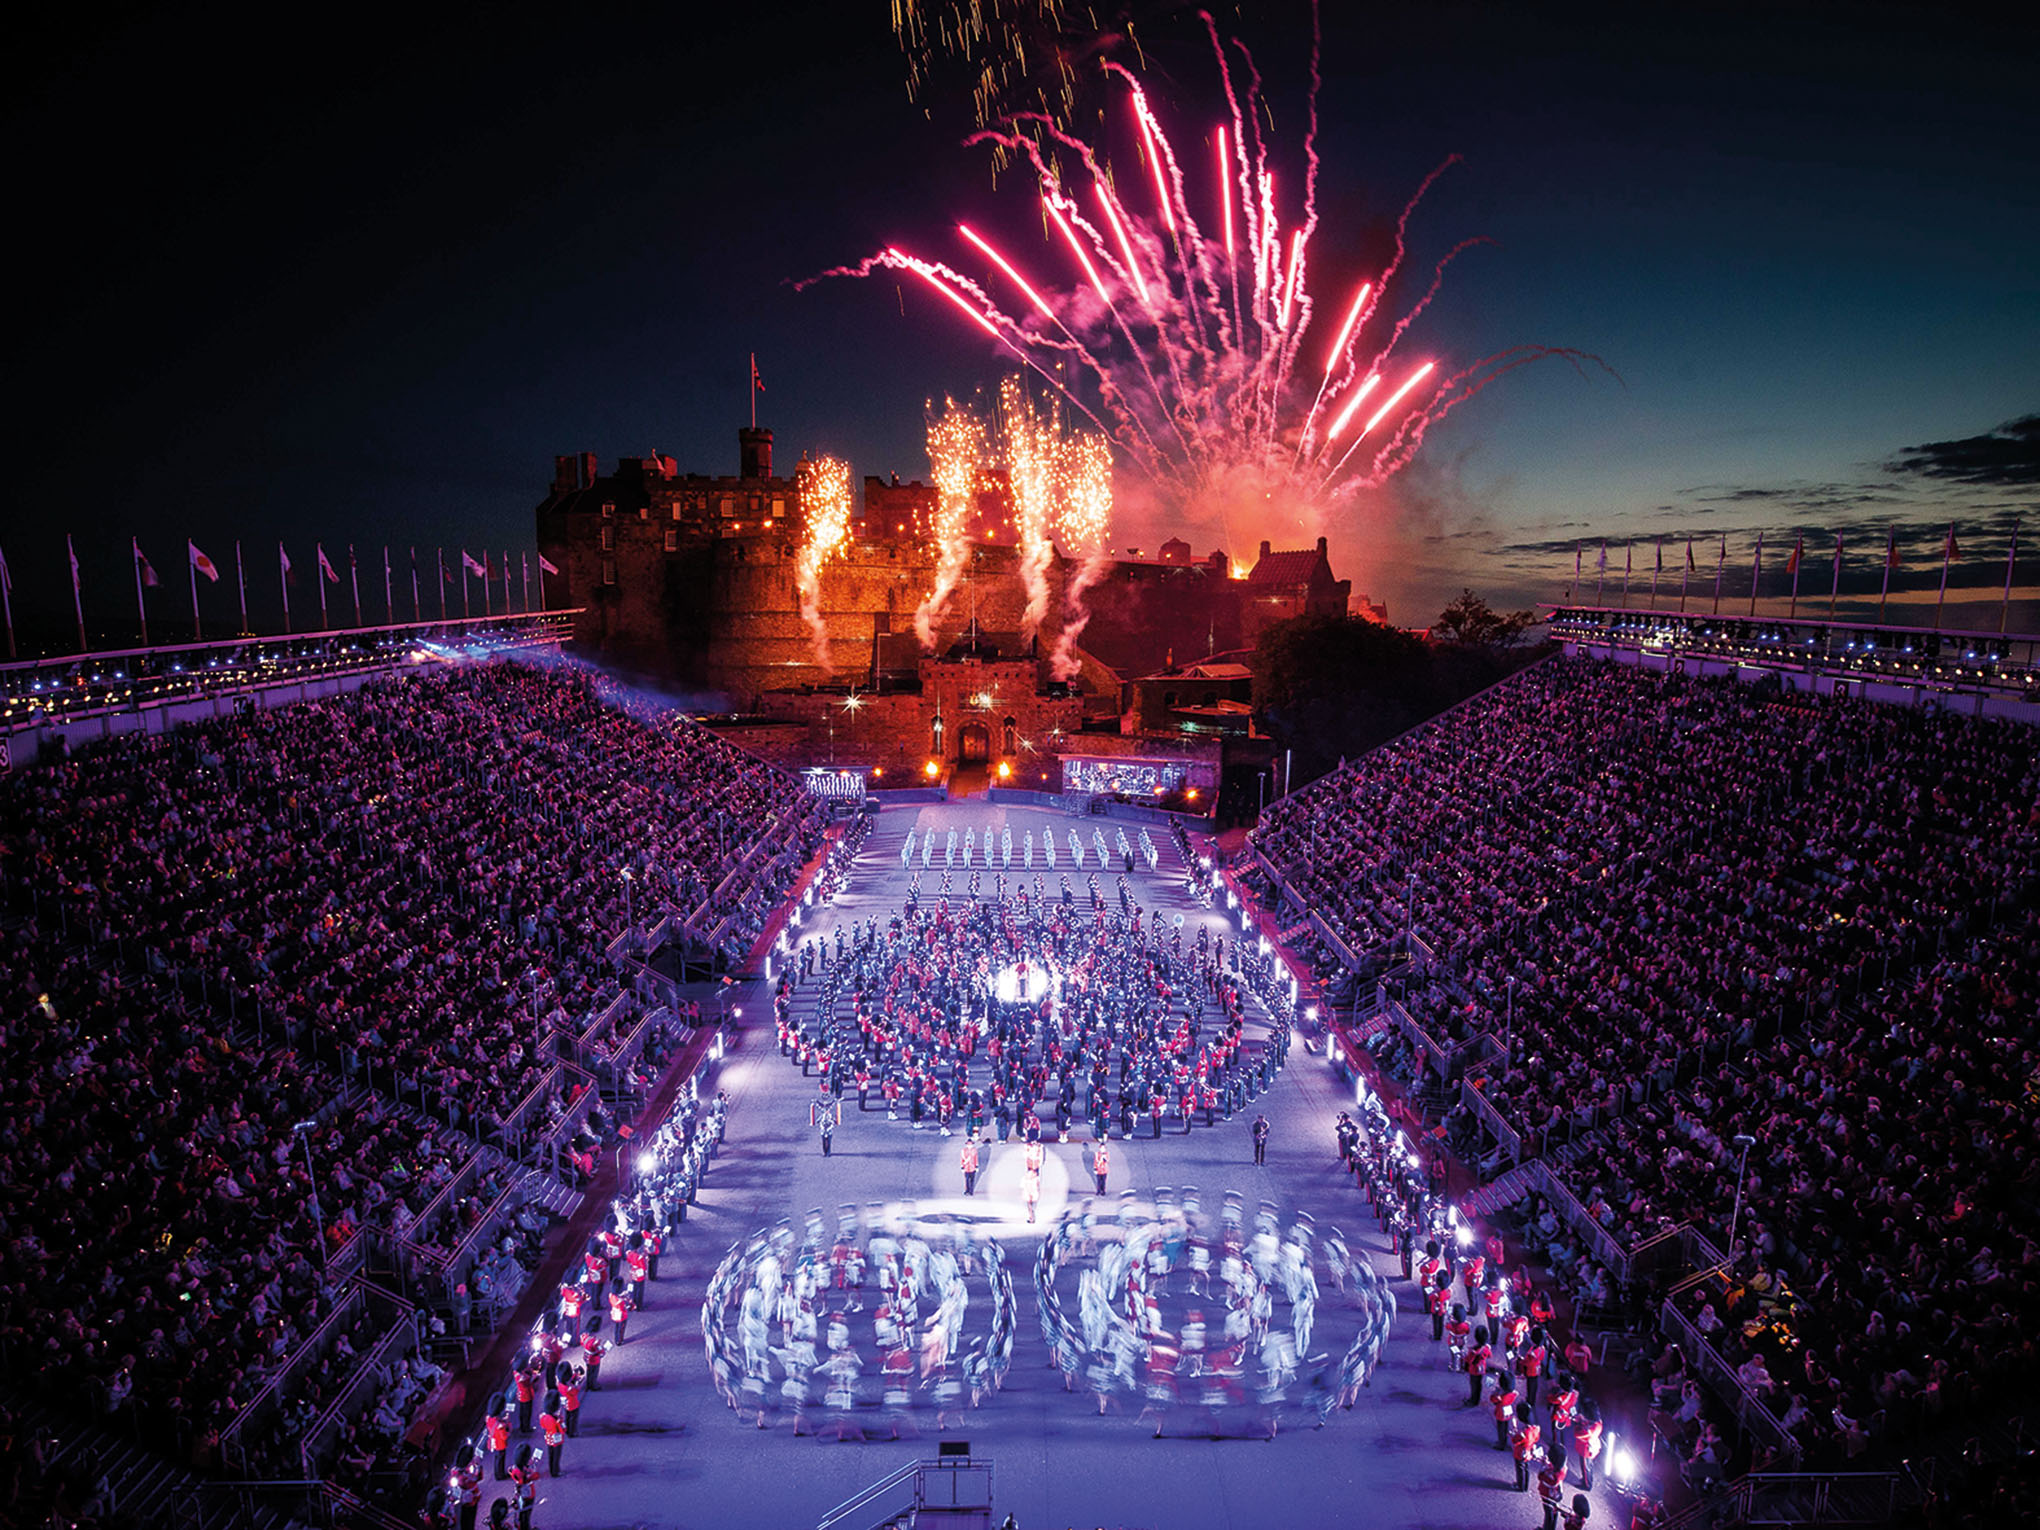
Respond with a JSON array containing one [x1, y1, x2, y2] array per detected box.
[[1002, 717, 1017, 755], [601, 501, 614, 518], [664, 529, 678, 553], [671, 505, 681, 521], [720, 496, 734, 517], [637, 505, 647, 521], [772, 497, 785, 517], [601, 558, 616, 585], [600, 526, 613, 551]]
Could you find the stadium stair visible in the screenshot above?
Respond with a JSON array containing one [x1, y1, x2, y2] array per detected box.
[[0, 1390, 294, 1530], [516, 1165, 586, 1222], [1460, 1162, 1539, 1219]]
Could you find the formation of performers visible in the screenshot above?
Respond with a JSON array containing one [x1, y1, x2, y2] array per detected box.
[[1035, 1190, 1396, 1438], [700, 1208, 1019, 1437], [774, 875, 1291, 1143]]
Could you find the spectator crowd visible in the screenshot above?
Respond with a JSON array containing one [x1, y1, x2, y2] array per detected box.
[[1258, 656, 2040, 1477], [0, 658, 816, 1491]]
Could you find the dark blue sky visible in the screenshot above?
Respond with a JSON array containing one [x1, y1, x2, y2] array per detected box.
[[8, 1, 2035, 647]]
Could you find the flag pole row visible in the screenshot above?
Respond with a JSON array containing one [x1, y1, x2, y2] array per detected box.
[[0, 538, 566, 658], [1563, 522, 2018, 631]]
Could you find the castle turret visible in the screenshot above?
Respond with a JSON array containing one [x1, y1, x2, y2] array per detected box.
[[739, 427, 773, 481]]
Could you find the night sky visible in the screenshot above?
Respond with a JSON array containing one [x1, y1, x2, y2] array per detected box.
[[9, 1, 2036, 650]]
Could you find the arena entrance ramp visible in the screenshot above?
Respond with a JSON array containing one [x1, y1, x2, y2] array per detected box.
[[817, 1449, 994, 1530]]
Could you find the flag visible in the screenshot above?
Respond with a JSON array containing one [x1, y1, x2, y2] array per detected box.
[[1655, 542, 1663, 573], [135, 540, 160, 587], [0, 545, 9, 596], [1597, 542, 1608, 571], [1944, 526, 1960, 562], [1686, 538, 1695, 569], [316, 545, 340, 583], [751, 355, 766, 395], [462, 550, 487, 577], [1786, 538, 1802, 574], [1886, 530, 1900, 569], [189, 541, 220, 582], [539, 552, 561, 575], [280, 543, 297, 585]]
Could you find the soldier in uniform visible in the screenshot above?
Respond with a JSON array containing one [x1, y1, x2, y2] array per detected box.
[[959, 1135, 980, 1196], [1511, 1402, 1543, 1491], [539, 1392, 567, 1477], [1091, 1137, 1110, 1195], [483, 1393, 510, 1479]]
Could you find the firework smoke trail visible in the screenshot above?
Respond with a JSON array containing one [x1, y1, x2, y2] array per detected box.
[[1048, 430, 1114, 680], [794, 455, 853, 671], [818, 5, 1605, 576], [915, 402, 984, 648], [998, 377, 1059, 640]]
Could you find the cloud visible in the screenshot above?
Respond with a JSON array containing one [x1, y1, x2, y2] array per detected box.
[[1885, 415, 2040, 487]]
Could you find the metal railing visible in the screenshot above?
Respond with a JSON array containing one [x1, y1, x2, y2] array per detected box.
[[1458, 1076, 1524, 1166], [816, 1454, 994, 1530], [1660, 1299, 1801, 1469]]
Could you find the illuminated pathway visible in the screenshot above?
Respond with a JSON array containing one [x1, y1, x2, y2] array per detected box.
[[485, 801, 1565, 1530]]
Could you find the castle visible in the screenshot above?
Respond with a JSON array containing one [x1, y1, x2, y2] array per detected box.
[[535, 428, 1376, 795]]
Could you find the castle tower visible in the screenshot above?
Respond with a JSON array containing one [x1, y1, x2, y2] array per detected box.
[[739, 427, 773, 481]]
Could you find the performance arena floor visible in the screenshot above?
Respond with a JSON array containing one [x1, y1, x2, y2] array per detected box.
[[492, 801, 1553, 1530]]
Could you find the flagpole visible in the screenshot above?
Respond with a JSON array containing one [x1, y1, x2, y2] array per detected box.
[[2002, 520, 2020, 636], [751, 352, 758, 430], [411, 548, 421, 624], [1651, 541, 1661, 606], [349, 545, 362, 628], [0, 546, 14, 660], [1828, 535, 1842, 621], [133, 538, 151, 647], [280, 543, 293, 633], [503, 550, 512, 617], [1713, 538, 1725, 615], [437, 549, 447, 622], [1621, 543, 1631, 609], [1935, 523, 1954, 629], [70, 535, 87, 651], [189, 540, 203, 643], [1680, 539, 1691, 613], [384, 546, 394, 626], [236, 541, 250, 635], [1747, 534, 1763, 618], [1876, 532, 1891, 625], [1788, 539, 1802, 620], [462, 553, 471, 620], [316, 543, 329, 629], [521, 552, 530, 614], [1597, 540, 1606, 605]]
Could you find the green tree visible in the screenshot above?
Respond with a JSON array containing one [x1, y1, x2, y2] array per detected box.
[[1431, 589, 1536, 647]]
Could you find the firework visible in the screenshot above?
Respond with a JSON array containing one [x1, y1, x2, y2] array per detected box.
[[794, 455, 853, 671], [916, 402, 986, 649], [811, 12, 1600, 549], [999, 376, 1059, 638], [1047, 427, 1114, 679]]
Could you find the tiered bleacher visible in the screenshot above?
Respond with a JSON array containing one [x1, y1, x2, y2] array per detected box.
[[1254, 654, 2039, 1488], [0, 659, 821, 1510]]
